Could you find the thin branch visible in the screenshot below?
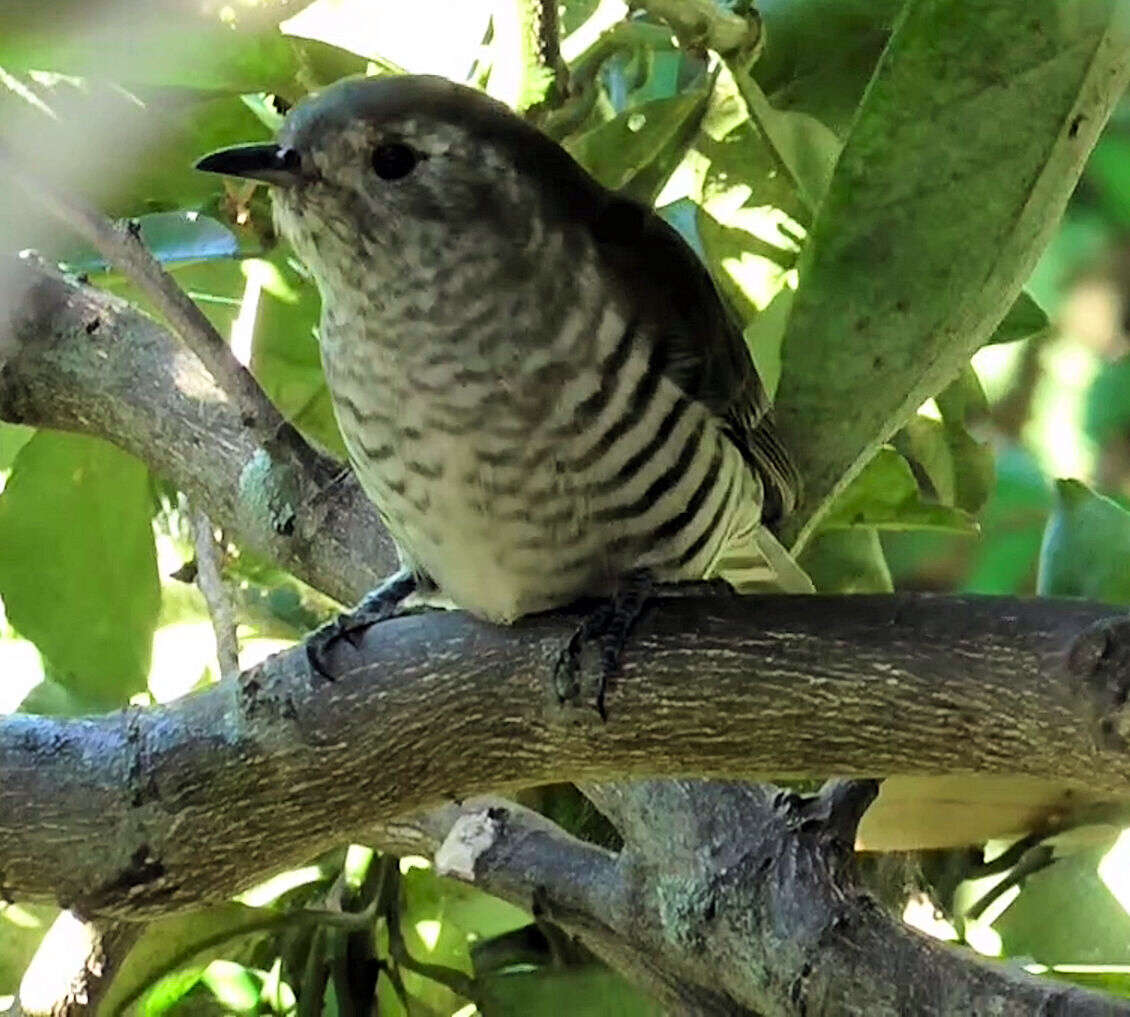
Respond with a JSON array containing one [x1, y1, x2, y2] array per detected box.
[[0, 144, 330, 498], [628, 0, 761, 62], [189, 504, 240, 680]]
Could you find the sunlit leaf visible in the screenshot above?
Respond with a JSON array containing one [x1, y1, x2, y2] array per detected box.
[[773, 0, 1130, 542], [202, 960, 262, 1014], [0, 432, 158, 709], [564, 88, 710, 197], [994, 845, 1130, 965]]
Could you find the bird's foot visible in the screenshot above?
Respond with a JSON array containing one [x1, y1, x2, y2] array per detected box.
[[306, 570, 418, 679], [553, 570, 654, 720]]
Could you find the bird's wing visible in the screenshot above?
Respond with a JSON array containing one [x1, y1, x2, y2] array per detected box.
[[591, 194, 802, 525]]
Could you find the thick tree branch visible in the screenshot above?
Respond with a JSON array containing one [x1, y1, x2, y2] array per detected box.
[[12, 915, 142, 1017], [0, 258, 396, 603], [2, 591, 1130, 922], [397, 784, 1130, 1017]]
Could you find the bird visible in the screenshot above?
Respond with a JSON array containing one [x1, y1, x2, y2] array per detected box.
[[197, 74, 812, 714]]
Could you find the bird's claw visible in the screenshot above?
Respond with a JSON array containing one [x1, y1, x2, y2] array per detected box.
[[553, 571, 653, 720], [306, 571, 419, 680]]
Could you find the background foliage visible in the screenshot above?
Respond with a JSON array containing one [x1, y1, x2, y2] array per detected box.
[[2, 0, 1130, 1012]]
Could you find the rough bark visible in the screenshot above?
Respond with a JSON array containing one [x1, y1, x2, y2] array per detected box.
[[2, 593, 1130, 919]]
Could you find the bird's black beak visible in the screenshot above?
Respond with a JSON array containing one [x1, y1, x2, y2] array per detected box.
[[195, 143, 303, 186]]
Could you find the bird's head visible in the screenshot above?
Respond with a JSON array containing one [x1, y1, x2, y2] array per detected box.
[[196, 75, 596, 293]]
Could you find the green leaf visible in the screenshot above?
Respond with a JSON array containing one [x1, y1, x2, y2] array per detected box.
[[56, 213, 242, 273], [563, 89, 711, 198], [965, 444, 1051, 595], [16, 676, 107, 717], [894, 382, 994, 517], [0, 22, 366, 95], [250, 253, 347, 459], [1086, 354, 1130, 445], [98, 902, 281, 1017], [1037, 479, 1130, 603], [821, 447, 979, 533], [1, 77, 273, 219], [140, 969, 205, 1017], [798, 528, 893, 592], [0, 422, 34, 472], [772, 0, 1130, 546], [695, 208, 797, 332], [755, 0, 901, 135], [0, 432, 158, 709], [986, 291, 1051, 346], [697, 70, 824, 229], [741, 287, 795, 400], [994, 845, 1130, 965], [897, 416, 994, 515], [202, 961, 262, 1014], [730, 68, 841, 216]]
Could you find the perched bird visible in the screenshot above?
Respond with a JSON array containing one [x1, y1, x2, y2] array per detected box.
[[197, 74, 811, 710]]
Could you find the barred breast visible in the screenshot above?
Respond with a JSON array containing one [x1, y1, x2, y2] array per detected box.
[[318, 255, 775, 623]]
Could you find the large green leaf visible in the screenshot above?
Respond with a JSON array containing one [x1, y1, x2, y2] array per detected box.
[[0, 432, 159, 709], [755, 0, 902, 135], [993, 845, 1130, 965], [97, 902, 282, 1017], [1037, 479, 1130, 603], [773, 0, 1130, 547]]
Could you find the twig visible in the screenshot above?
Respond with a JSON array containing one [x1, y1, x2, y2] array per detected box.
[[628, 0, 761, 62], [189, 503, 240, 681], [0, 142, 316, 472], [526, 0, 569, 99]]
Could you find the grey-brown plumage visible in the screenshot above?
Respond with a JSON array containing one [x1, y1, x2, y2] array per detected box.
[[198, 74, 811, 627]]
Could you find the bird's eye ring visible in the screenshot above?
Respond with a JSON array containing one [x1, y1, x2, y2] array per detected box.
[[372, 142, 420, 181]]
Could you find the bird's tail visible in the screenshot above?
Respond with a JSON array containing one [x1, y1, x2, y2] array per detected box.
[[712, 523, 815, 594]]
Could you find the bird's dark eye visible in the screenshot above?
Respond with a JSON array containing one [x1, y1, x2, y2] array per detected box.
[[371, 142, 419, 180]]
